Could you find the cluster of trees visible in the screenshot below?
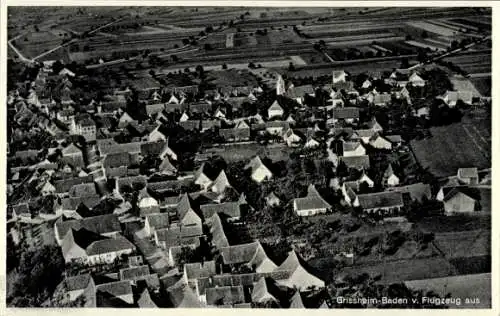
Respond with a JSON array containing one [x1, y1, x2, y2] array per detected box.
[[7, 245, 65, 307]]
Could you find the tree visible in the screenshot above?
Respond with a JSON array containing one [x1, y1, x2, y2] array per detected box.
[[288, 62, 295, 71], [175, 246, 198, 270], [222, 63, 228, 70], [9, 245, 65, 307], [421, 30, 429, 39]]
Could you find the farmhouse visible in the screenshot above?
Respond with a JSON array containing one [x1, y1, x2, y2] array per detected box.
[[333, 107, 359, 124], [342, 141, 366, 157], [268, 100, 285, 118], [383, 164, 400, 187], [274, 250, 325, 290], [408, 72, 426, 87], [357, 191, 404, 213], [245, 156, 273, 183], [338, 155, 370, 171], [437, 186, 482, 214], [332, 70, 347, 84], [369, 134, 392, 150], [220, 241, 277, 273], [387, 183, 432, 203], [293, 185, 331, 216], [457, 167, 479, 185]]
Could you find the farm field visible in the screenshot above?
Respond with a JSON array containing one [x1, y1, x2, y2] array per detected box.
[[416, 215, 491, 234], [410, 122, 491, 178], [433, 230, 490, 259], [341, 256, 459, 285]]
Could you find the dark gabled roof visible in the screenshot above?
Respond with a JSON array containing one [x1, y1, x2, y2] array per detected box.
[[339, 155, 370, 170], [86, 236, 135, 255], [294, 196, 331, 211], [387, 183, 431, 202], [219, 128, 251, 140], [60, 195, 101, 211], [252, 277, 286, 305], [104, 152, 132, 169], [56, 214, 121, 241], [62, 228, 105, 259], [95, 280, 133, 298], [141, 141, 166, 156], [137, 288, 158, 308], [200, 202, 242, 220], [177, 193, 193, 220], [146, 213, 170, 230], [168, 284, 202, 308], [334, 107, 360, 119], [289, 290, 305, 308], [184, 261, 217, 280], [357, 191, 404, 210], [206, 285, 245, 306], [54, 176, 94, 193], [441, 186, 481, 202], [220, 241, 262, 265], [208, 213, 230, 249], [154, 227, 202, 247], [458, 167, 479, 179], [119, 265, 150, 281], [69, 183, 97, 197], [65, 273, 93, 292]]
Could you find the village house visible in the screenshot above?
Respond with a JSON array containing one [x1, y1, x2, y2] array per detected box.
[[95, 280, 135, 305], [210, 170, 232, 194], [60, 274, 95, 302], [61, 229, 136, 265], [457, 167, 479, 185], [138, 188, 160, 216], [357, 191, 404, 213], [265, 192, 281, 207], [342, 141, 366, 157], [338, 155, 371, 171], [61, 143, 85, 167], [373, 93, 392, 107], [54, 213, 121, 245], [369, 134, 393, 150], [332, 70, 347, 84], [438, 186, 480, 215], [220, 241, 277, 273], [383, 164, 400, 187], [293, 185, 332, 216], [274, 250, 325, 290], [332, 107, 360, 125], [408, 72, 426, 87], [244, 156, 273, 183], [268, 100, 285, 118], [283, 128, 302, 147], [71, 114, 97, 142]]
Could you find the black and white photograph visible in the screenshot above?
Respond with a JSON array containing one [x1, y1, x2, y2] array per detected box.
[[4, 5, 493, 309]]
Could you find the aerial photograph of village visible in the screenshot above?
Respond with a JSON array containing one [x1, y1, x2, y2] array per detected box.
[[5, 6, 492, 308]]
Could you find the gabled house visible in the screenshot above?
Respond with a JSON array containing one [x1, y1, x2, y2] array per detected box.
[[268, 100, 284, 118], [304, 136, 320, 149], [332, 107, 359, 124], [352, 129, 377, 144], [62, 143, 85, 167], [342, 141, 366, 157], [293, 184, 331, 217], [194, 163, 213, 191], [71, 115, 96, 142], [274, 250, 325, 290], [159, 139, 177, 161], [341, 181, 360, 207], [245, 156, 273, 183], [409, 72, 426, 87], [383, 164, 400, 187], [61, 228, 135, 265], [251, 277, 282, 306], [276, 75, 286, 96], [54, 213, 121, 245], [369, 134, 392, 150], [457, 167, 479, 185], [138, 188, 160, 216], [117, 112, 136, 129], [283, 128, 302, 147], [439, 187, 480, 215], [158, 156, 177, 176], [266, 192, 281, 207], [177, 193, 203, 228], [373, 93, 392, 107], [144, 213, 170, 237], [210, 170, 232, 194], [357, 191, 404, 213], [338, 155, 370, 171], [332, 70, 347, 84], [95, 281, 134, 305], [220, 241, 277, 273], [148, 125, 167, 143], [61, 274, 95, 302]]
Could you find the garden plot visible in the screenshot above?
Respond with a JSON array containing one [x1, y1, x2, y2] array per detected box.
[[406, 21, 457, 36]]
